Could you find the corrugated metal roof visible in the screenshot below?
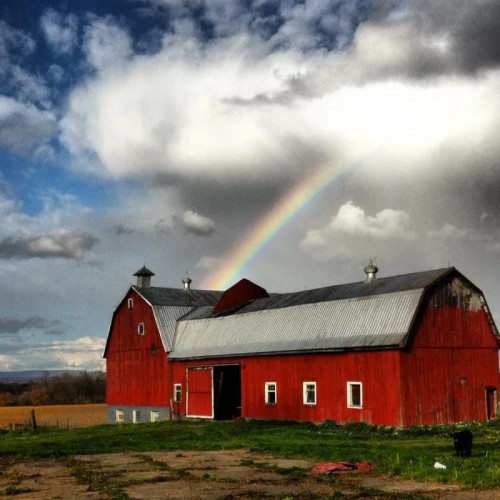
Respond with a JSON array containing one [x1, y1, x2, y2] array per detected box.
[[170, 289, 424, 359], [153, 306, 194, 351]]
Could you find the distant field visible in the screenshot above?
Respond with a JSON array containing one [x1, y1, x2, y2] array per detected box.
[[0, 404, 107, 429]]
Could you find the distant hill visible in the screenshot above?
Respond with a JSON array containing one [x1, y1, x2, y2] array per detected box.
[[0, 370, 84, 382]]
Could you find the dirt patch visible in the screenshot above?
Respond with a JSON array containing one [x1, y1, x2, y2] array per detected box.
[[0, 450, 498, 499]]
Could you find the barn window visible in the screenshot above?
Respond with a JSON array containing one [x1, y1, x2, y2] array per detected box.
[[128, 298, 133, 309], [151, 342, 157, 355], [115, 409, 124, 423], [132, 410, 141, 423], [174, 383, 182, 403], [138, 322, 145, 336], [303, 382, 316, 405], [347, 382, 363, 408], [265, 382, 277, 404], [150, 410, 160, 422]]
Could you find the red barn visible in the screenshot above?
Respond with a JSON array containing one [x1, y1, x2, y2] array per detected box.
[[105, 265, 500, 426]]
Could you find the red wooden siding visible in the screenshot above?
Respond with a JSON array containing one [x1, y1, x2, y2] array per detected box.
[[106, 290, 170, 407], [172, 350, 403, 425], [187, 367, 213, 417], [401, 305, 499, 426]]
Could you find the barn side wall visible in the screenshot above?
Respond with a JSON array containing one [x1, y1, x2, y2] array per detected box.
[[400, 276, 500, 426], [170, 350, 403, 426], [106, 290, 170, 413]]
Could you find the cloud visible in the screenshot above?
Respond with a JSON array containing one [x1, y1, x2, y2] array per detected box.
[[0, 316, 65, 336], [181, 210, 215, 236], [0, 336, 106, 371], [196, 255, 221, 271], [428, 222, 500, 253], [113, 223, 136, 236], [153, 211, 215, 236], [0, 96, 57, 157], [0, 228, 99, 260], [40, 8, 79, 55], [301, 201, 416, 261], [82, 15, 132, 72]]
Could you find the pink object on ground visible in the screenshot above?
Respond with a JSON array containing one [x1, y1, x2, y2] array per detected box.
[[312, 461, 375, 474]]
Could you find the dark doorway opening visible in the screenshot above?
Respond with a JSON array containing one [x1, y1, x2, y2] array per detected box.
[[213, 365, 241, 420], [486, 387, 497, 420]]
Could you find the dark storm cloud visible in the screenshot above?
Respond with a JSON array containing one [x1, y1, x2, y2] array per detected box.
[[451, 1, 500, 73], [404, 0, 500, 77], [0, 316, 65, 336], [0, 229, 99, 260]]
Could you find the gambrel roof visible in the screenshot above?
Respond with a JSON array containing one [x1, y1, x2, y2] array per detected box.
[[103, 286, 222, 356], [169, 267, 498, 360]]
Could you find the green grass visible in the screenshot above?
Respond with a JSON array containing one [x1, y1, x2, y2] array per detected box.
[[1, 418, 499, 489]]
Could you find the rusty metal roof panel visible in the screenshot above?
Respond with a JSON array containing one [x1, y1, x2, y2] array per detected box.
[[170, 289, 424, 359]]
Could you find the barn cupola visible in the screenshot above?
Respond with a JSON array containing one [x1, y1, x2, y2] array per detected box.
[[134, 266, 155, 288], [364, 259, 378, 282], [182, 271, 192, 291]]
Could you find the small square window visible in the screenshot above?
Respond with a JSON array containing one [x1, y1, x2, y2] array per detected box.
[[265, 382, 277, 404], [128, 298, 133, 309], [138, 322, 145, 336], [303, 382, 316, 405], [174, 383, 182, 403], [132, 410, 141, 423], [116, 409, 124, 423], [150, 410, 160, 422], [347, 382, 363, 408]]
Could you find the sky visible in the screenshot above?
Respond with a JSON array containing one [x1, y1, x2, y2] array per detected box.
[[1, 0, 499, 372]]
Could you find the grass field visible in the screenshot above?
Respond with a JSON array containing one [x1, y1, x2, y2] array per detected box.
[[0, 418, 499, 489], [0, 404, 107, 429]]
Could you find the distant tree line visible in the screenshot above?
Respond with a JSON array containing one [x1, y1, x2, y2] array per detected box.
[[0, 371, 106, 406]]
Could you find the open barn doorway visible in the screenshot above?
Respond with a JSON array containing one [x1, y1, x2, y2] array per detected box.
[[213, 365, 241, 420]]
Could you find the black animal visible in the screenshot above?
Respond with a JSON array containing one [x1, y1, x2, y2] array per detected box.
[[451, 430, 473, 457]]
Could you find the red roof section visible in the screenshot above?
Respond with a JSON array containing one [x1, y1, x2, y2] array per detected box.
[[212, 278, 269, 314]]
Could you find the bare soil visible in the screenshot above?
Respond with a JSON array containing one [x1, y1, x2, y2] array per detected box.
[[0, 449, 498, 499]]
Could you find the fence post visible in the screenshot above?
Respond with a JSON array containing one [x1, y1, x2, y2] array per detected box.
[[30, 409, 38, 432]]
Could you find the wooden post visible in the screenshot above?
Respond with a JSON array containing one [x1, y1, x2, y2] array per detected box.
[[30, 409, 38, 432]]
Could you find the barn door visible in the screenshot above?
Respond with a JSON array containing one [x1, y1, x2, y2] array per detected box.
[[213, 365, 241, 420], [187, 367, 213, 418]]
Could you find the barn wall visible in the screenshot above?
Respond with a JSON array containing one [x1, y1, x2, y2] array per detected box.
[[106, 290, 170, 408], [171, 350, 403, 426], [401, 276, 500, 426]]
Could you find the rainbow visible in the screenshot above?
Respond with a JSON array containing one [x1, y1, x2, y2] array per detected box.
[[203, 155, 371, 290]]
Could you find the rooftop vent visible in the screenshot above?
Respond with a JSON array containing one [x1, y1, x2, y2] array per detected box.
[[182, 271, 192, 291], [134, 265, 155, 288], [364, 259, 378, 282]]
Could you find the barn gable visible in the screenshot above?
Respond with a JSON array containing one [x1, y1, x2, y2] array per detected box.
[[104, 281, 222, 357]]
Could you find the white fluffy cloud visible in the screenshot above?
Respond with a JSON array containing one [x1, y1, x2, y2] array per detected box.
[[181, 210, 215, 236], [59, 8, 500, 191], [301, 201, 415, 261]]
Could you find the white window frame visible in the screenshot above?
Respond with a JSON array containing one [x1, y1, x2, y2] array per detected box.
[[132, 409, 141, 423], [265, 382, 277, 405], [303, 381, 317, 405], [115, 409, 124, 423], [347, 381, 363, 409], [138, 322, 145, 336], [150, 410, 160, 422], [128, 298, 133, 309], [174, 383, 182, 403]]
